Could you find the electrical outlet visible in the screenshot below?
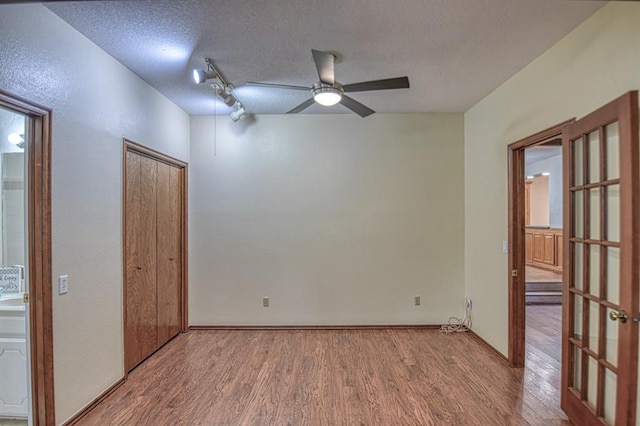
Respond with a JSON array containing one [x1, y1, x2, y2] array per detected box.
[[465, 298, 472, 310], [414, 296, 421, 306], [59, 275, 68, 295], [263, 296, 270, 307]]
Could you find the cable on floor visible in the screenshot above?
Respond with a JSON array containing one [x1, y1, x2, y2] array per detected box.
[[439, 302, 472, 333]]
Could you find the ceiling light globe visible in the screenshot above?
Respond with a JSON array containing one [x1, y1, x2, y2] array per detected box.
[[314, 91, 341, 106], [8, 133, 23, 145]]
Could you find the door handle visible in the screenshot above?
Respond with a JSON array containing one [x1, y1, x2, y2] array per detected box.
[[136, 266, 142, 270], [169, 257, 175, 261], [609, 310, 628, 323]]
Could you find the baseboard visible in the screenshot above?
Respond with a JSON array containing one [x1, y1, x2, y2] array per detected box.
[[62, 377, 126, 426], [189, 324, 444, 331], [468, 330, 510, 365]]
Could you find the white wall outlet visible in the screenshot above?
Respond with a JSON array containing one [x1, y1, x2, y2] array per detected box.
[[263, 296, 270, 307], [465, 298, 472, 310], [59, 275, 68, 295], [414, 296, 421, 306]]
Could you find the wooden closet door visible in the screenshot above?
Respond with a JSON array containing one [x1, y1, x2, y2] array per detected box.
[[125, 151, 158, 371], [156, 161, 182, 346]]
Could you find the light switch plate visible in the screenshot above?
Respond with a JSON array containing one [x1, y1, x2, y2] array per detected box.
[[59, 275, 68, 295], [502, 241, 508, 254]]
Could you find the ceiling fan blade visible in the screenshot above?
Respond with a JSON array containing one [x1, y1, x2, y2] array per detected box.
[[340, 95, 375, 118], [287, 98, 316, 114], [311, 49, 335, 85], [343, 77, 410, 93], [246, 82, 310, 91]]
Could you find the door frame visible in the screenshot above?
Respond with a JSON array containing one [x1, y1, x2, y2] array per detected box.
[[0, 89, 54, 424], [507, 118, 574, 367], [122, 139, 189, 372]]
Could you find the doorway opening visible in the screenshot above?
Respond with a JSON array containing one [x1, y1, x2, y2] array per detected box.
[[508, 119, 573, 369], [508, 120, 574, 422], [0, 90, 54, 426]]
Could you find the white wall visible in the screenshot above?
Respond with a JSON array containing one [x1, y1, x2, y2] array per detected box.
[[464, 2, 640, 354], [190, 114, 465, 326], [526, 154, 562, 228], [0, 4, 190, 424], [1, 153, 26, 268], [528, 175, 550, 227]]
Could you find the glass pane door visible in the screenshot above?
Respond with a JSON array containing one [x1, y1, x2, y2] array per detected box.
[[562, 91, 639, 426]]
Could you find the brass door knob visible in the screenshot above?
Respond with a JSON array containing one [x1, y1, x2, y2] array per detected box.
[[609, 310, 628, 323]]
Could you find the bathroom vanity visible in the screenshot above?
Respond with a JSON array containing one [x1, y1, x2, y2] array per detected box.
[[0, 294, 28, 419]]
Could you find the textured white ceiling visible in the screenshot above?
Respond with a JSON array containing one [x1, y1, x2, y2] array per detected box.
[[525, 144, 562, 167], [46, 0, 604, 116]]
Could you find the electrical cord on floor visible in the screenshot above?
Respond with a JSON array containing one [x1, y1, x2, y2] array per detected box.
[[439, 302, 472, 333]]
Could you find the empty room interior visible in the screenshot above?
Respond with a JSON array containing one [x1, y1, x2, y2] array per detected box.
[[1, 1, 640, 425]]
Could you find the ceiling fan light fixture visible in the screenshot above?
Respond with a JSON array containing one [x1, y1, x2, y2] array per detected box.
[[313, 86, 342, 106]]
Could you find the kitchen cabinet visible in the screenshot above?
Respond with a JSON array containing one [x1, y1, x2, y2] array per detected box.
[[525, 227, 563, 272]]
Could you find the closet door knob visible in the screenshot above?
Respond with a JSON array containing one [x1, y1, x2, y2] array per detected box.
[[136, 266, 142, 270], [169, 257, 175, 261]]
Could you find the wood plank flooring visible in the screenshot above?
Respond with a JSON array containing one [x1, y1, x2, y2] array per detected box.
[[524, 305, 566, 425], [73, 312, 565, 425]]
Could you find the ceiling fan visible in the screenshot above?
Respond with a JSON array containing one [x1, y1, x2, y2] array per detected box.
[[247, 49, 410, 118]]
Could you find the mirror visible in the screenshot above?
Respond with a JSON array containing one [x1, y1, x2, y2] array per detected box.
[[0, 105, 26, 295]]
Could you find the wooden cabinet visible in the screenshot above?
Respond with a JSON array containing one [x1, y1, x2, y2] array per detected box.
[[525, 233, 533, 262], [525, 228, 563, 272], [124, 144, 186, 372]]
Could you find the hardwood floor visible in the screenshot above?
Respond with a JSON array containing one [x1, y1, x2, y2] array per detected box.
[[72, 323, 568, 426], [525, 304, 566, 425]]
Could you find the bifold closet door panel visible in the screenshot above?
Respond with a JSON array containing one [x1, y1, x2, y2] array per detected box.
[[125, 152, 159, 371], [156, 161, 182, 346]]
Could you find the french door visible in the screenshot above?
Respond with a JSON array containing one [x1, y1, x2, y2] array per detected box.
[[561, 91, 639, 425]]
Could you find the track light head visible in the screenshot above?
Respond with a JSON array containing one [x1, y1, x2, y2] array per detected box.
[[229, 105, 247, 122], [193, 68, 217, 84], [215, 88, 236, 107]]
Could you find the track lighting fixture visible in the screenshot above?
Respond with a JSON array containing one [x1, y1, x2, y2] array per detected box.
[[194, 58, 250, 122]]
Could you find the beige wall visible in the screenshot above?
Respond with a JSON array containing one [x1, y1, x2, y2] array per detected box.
[[0, 4, 190, 424], [190, 114, 465, 326], [464, 2, 640, 354]]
